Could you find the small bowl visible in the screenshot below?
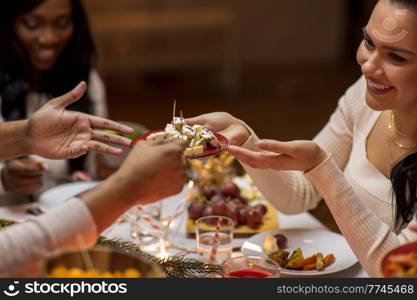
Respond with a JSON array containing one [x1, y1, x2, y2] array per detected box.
[[44, 246, 164, 278], [377, 242, 417, 278], [221, 255, 280, 278]]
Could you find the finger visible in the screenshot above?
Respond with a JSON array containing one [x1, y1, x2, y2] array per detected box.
[[184, 115, 216, 131], [51, 82, 87, 109], [85, 115, 134, 135], [229, 145, 295, 169], [7, 160, 46, 176], [8, 176, 43, 188], [66, 144, 89, 158], [87, 141, 124, 156], [92, 130, 132, 147], [185, 115, 208, 126], [228, 146, 278, 169], [17, 183, 43, 195], [257, 139, 291, 154]]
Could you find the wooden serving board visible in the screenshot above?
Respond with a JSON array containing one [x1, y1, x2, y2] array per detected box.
[[186, 203, 279, 238]]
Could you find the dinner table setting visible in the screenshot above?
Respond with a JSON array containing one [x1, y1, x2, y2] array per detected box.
[[0, 156, 368, 278], [0, 110, 414, 279]]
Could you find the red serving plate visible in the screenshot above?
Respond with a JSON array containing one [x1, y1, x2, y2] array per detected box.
[[131, 130, 229, 159], [378, 241, 417, 277]]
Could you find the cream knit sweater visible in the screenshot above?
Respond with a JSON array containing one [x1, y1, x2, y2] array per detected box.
[[241, 76, 417, 277], [0, 198, 97, 277]]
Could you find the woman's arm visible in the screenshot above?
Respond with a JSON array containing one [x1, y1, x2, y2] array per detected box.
[[306, 156, 417, 276], [186, 78, 363, 214], [229, 137, 417, 276]]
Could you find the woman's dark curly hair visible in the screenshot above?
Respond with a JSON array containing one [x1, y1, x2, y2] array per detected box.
[[391, 153, 417, 230], [0, 0, 96, 171]]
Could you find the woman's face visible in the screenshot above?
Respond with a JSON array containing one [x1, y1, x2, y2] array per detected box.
[[357, 0, 417, 112], [14, 0, 74, 72]]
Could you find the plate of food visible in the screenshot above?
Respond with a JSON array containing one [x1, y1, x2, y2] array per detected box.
[[377, 242, 417, 278], [241, 228, 357, 276], [131, 104, 228, 159], [185, 153, 278, 237]]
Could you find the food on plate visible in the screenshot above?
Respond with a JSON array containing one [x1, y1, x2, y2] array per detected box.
[[187, 180, 268, 228], [146, 117, 220, 156], [384, 251, 417, 278], [263, 233, 288, 253], [264, 234, 336, 271], [48, 265, 142, 278], [263, 234, 279, 255], [283, 248, 304, 269], [268, 250, 290, 267], [186, 153, 278, 237], [281, 249, 335, 271], [274, 234, 288, 249]]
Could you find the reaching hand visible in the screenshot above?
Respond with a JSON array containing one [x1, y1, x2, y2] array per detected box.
[[116, 140, 188, 205], [228, 139, 328, 172], [28, 82, 134, 160], [1, 157, 45, 196], [186, 112, 250, 146]]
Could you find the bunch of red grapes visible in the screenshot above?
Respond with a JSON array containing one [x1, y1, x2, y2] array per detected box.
[[188, 181, 268, 228]]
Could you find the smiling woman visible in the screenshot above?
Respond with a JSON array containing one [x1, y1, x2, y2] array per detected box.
[[0, 0, 108, 205], [186, 0, 417, 276], [14, 0, 75, 72]]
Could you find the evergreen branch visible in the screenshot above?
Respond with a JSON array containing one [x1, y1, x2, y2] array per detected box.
[[97, 236, 222, 278]]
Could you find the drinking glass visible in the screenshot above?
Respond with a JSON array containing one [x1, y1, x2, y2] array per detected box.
[[195, 216, 234, 264], [221, 256, 280, 278], [128, 202, 162, 246]]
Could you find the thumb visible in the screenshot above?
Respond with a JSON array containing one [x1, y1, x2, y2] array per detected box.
[[185, 116, 215, 132], [52, 81, 87, 109], [185, 115, 207, 126], [257, 139, 293, 154]]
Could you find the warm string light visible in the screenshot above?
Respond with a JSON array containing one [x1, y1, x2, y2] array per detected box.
[[388, 111, 417, 150]]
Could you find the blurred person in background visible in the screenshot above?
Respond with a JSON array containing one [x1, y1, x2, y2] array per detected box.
[[0, 0, 107, 204], [187, 0, 417, 276]]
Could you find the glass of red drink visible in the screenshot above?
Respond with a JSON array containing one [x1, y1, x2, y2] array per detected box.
[[221, 256, 280, 278]]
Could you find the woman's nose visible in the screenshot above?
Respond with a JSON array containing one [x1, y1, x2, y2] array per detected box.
[[37, 27, 59, 46], [361, 53, 384, 77]]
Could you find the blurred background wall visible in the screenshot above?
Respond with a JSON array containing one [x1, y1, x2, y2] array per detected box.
[[82, 0, 378, 140]]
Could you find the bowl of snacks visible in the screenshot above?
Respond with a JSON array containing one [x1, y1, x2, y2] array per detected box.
[[377, 242, 417, 278], [45, 246, 164, 278]]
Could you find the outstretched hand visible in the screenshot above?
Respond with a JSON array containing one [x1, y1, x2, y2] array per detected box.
[[28, 82, 134, 160], [228, 139, 328, 172], [186, 112, 250, 146]]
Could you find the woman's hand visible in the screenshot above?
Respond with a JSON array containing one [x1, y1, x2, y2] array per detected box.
[[1, 157, 45, 196], [28, 82, 134, 160], [186, 112, 250, 146], [228, 139, 328, 172]]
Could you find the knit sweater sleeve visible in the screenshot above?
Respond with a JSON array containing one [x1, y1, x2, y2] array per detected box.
[[0, 198, 97, 277], [239, 77, 363, 214], [306, 155, 417, 277]]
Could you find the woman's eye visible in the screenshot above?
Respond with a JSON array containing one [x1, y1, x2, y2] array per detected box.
[[389, 53, 406, 63], [56, 17, 72, 29], [22, 18, 39, 30], [364, 38, 375, 49]]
